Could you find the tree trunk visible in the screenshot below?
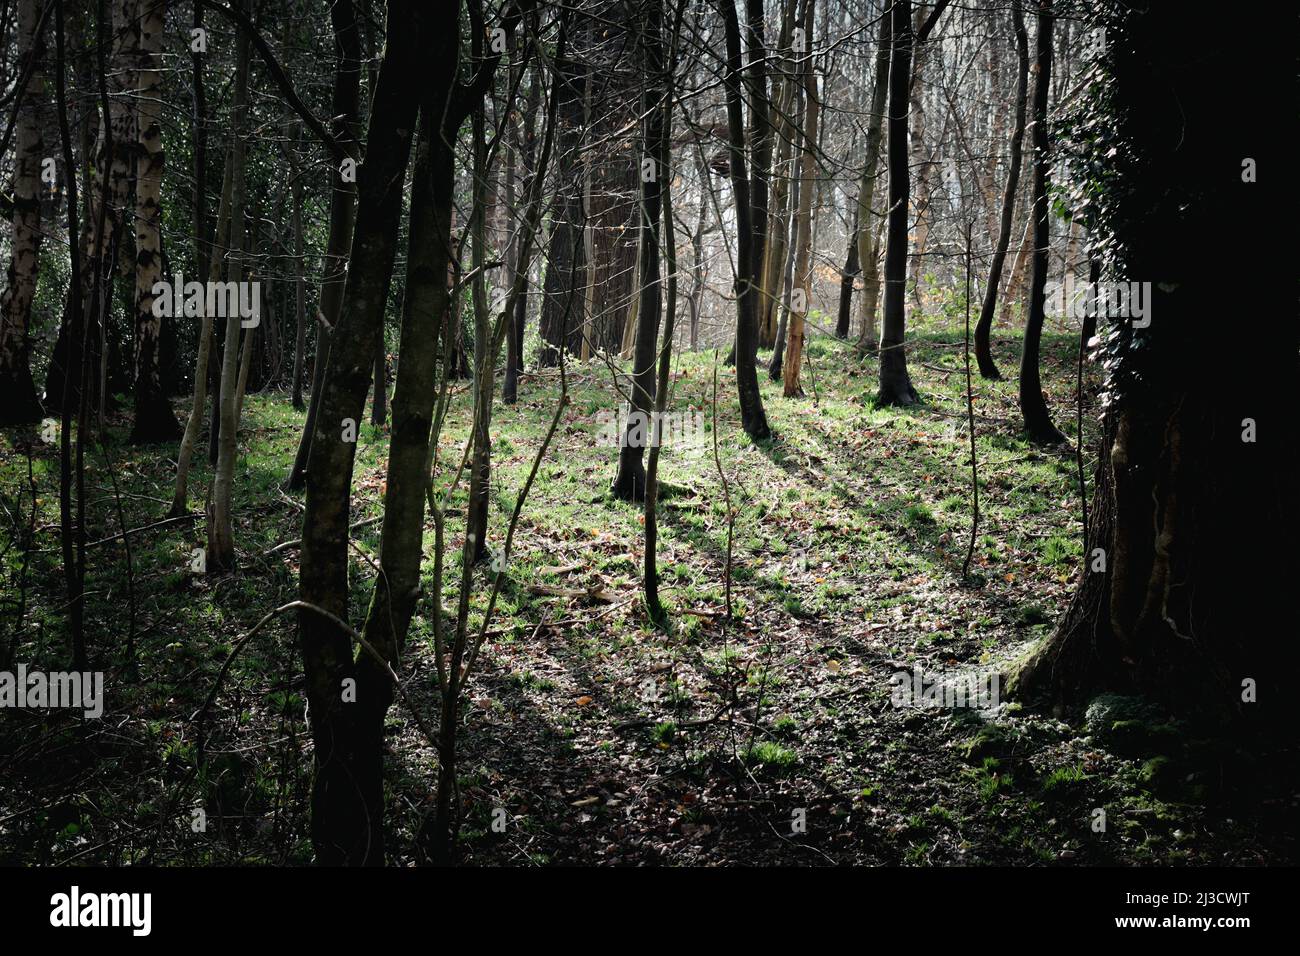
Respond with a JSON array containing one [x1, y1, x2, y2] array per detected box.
[[205, 3, 250, 571], [370, 326, 386, 425], [190, 0, 209, 280], [859, 196, 886, 349], [644, 0, 677, 624], [742, 0, 773, 366], [538, 52, 586, 364], [854, 6, 890, 353], [54, 0, 89, 671], [286, 0, 361, 490], [877, 0, 919, 406], [612, 3, 666, 502], [781, 0, 818, 397], [688, 151, 709, 351], [767, 157, 799, 382], [1017, 0, 1065, 445], [720, 0, 770, 440], [465, 78, 493, 563], [834, 207, 859, 339], [290, 123, 307, 409], [1011, 2, 1296, 727], [1081, 253, 1099, 347], [501, 69, 521, 402], [504, 65, 541, 403], [168, 140, 233, 518], [579, 69, 596, 362], [757, 79, 792, 350], [974, 0, 1027, 381], [351, 95, 455, 867], [47, 0, 137, 417], [1002, 208, 1031, 325], [130, 0, 181, 443], [297, 0, 425, 865], [0, 0, 47, 425], [756, 0, 797, 350], [906, 5, 930, 311], [619, 240, 640, 359]]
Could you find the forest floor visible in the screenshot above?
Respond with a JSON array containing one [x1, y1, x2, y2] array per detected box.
[[2, 320, 1297, 866]]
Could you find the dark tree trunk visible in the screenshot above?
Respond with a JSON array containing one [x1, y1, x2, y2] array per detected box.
[[834, 207, 860, 339], [291, 123, 307, 409], [643, 0, 679, 624], [538, 53, 586, 364], [720, 0, 769, 440], [504, 277, 527, 400], [611, 3, 665, 502], [370, 327, 386, 425], [877, 0, 918, 406], [190, 0, 209, 279], [502, 66, 530, 405], [1017, 0, 1064, 444], [297, 0, 425, 865], [1011, 1, 1297, 731], [974, 0, 1027, 381], [204, 0, 250, 572], [504, 66, 539, 402], [0, 0, 47, 425], [742, 0, 772, 366], [286, 0, 361, 490], [1081, 254, 1099, 347], [351, 101, 455, 868], [206, 308, 222, 464]]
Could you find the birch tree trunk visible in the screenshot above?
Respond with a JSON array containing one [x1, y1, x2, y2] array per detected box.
[[0, 0, 47, 424], [46, 0, 137, 416], [130, 0, 181, 443]]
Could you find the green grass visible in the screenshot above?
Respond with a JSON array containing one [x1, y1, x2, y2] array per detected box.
[[2, 326, 1187, 867], [742, 741, 797, 771]]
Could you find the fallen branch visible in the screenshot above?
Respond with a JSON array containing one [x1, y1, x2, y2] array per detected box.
[[35, 513, 201, 553], [264, 515, 381, 555], [527, 583, 621, 603], [614, 700, 735, 733]]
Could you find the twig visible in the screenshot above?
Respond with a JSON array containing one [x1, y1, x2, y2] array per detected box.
[[614, 700, 735, 733], [34, 512, 200, 554], [191, 600, 439, 764], [264, 515, 381, 555]]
